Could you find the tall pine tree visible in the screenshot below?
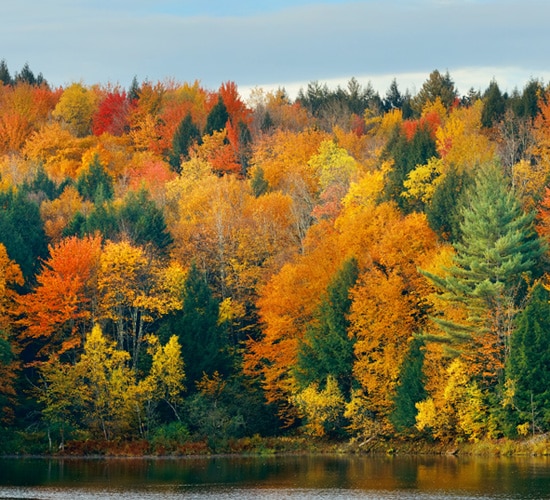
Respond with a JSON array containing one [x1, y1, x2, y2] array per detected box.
[[422, 163, 545, 387]]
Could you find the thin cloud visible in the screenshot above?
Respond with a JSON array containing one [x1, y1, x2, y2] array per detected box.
[[2, 0, 549, 94]]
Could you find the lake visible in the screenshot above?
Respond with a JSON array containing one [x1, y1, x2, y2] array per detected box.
[[0, 454, 549, 499]]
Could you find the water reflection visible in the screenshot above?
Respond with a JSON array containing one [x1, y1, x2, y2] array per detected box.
[[1, 454, 550, 498]]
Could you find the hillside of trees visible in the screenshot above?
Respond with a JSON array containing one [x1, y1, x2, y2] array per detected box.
[[2, 60, 550, 453]]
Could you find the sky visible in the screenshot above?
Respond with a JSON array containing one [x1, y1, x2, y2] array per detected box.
[[3, 0, 550, 100]]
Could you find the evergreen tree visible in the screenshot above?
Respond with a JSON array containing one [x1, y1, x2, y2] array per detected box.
[[422, 163, 545, 386], [0, 59, 12, 85], [384, 123, 437, 212], [0, 188, 47, 284], [411, 70, 457, 115], [425, 165, 472, 242], [294, 257, 359, 398], [390, 337, 427, 432], [76, 154, 114, 202], [204, 95, 229, 136], [14, 62, 36, 86], [128, 75, 140, 102], [116, 188, 173, 254], [506, 283, 550, 433], [481, 80, 506, 128], [158, 263, 230, 392], [169, 113, 201, 171], [384, 78, 404, 111]]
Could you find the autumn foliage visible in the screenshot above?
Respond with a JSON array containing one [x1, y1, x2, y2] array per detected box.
[[2, 64, 550, 451]]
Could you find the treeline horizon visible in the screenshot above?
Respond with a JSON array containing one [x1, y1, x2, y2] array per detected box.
[[1, 59, 550, 454]]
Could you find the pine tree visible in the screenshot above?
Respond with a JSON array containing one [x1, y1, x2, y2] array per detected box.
[[158, 263, 230, 392], [481, 80, 506, 128], [384, 123, 437, 212], [204, 95, 229, 136], [0, 59, 12, 85], [169, 113, 201, 171], [426, 165, 472, 242], [76, 154, 114, 202], [422, 163, 545, 386], [390, 337, 427, 432], [294, 257, 359, 398], [506, 283, 550, 433]]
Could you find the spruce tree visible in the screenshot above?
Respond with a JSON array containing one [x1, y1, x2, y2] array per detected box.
[[506, 283, 550, 433], [204, 95, 229, 136], [158, 263, 230, 392], [169, 113, 201, 171], [0, 59, 12, 85], [390, 337, 427, 432], [294, 257, 359, 398]]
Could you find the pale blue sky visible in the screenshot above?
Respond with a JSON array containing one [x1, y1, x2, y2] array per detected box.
[[3, 0, 549, 99]]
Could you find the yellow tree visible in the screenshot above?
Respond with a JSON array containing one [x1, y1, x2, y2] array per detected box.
[[97, 240, 184, 369], [52, 82, 98, 138], [344, 206, 442, 437], [139, 334, 186, 423], [75, 324, 137, 439]]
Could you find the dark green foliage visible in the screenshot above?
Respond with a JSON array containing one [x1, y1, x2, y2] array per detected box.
[[76, 154, 114, 202], [128, 75, 140, 101], [294, 257, 359, 398], [296, 78, 382, 130], [204, 95, 229, 136], [383, 78, 404, 112], [13, 62, 46, 87], [66, 188, 172, 254], [411, 70, 457, 115], [158, 263, 231, 392], [0, 188, 47, 283], [507, 283, 550, 432], [169, 113, 201, 171], [426, 165, 471, 242], [390, 337, 427, 432], [65, 201, 117, 241], [260, 111, 274, 133], [422, 163, 545, 384], [23, 165, 66, 202], [510, 79, 544, 120], [383, 123, 437, 212], [0, 59, 12, 85], [481, 80, 506, 128], [116, 189, 173, 254]]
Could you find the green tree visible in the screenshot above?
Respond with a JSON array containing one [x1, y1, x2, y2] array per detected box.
[[506, 283, 550, 433], [481, 80, 506, 128], [116, 188, 173, 254], [425, 165, 472, 242], [76, 154, 114, 202], [169, 112, 201, 171], [411, 70, 457, 115], [294, 257, 359, 398], [0, 59, 12, 85], [204, 95, 229, 136], [390, 337, 427, 432], [422, 163, 545, 387], [0, 188, 47, 283], [384, 123, 437, 212], [159, 262, 230, 391]]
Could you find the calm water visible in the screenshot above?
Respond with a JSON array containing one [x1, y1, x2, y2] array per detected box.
[[0, 454, 549, 499]]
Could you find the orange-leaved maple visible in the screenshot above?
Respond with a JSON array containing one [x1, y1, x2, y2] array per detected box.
[[18, 235, 102, 362]]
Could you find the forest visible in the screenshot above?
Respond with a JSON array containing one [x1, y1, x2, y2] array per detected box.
[[1, 60, 550, 454]]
